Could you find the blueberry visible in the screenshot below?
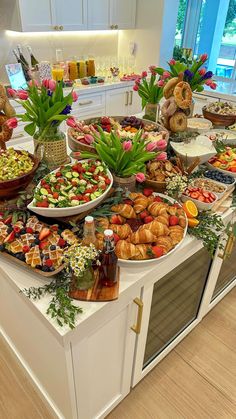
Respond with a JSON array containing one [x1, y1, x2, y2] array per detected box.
[[20, 229, 26, 235], [30, 243, 36, 248], [15, 233, 20, 238], [35, 239, 40, 245], [42, 266, 50, 272], [49, 266, 55, 272], [35, 264, 41, 270], [0, 244, 4, 251], [7, 226, 13, 234], [44, 255, 49, 260], [50, 245, 56, 250], [16, 253, 25, 261]]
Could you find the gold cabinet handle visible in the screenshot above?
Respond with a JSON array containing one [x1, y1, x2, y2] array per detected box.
[[59, 25, 63, 30], [78, 100, 93, 106], [129, 91, 133, 106], [54, 25, 59, 30], [125, 91, 129, 106], [115, 24, 118, 29], [131, 297, 143, 335], [110, 24, 114, 29]]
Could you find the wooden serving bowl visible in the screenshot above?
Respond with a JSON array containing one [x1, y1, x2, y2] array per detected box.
[[0, 152, 39, 198], [202, 107, 236, 127], [144, 178, 166, 192], [67, 128, 96, 153]]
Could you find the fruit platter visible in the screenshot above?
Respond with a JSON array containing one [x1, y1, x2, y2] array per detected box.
[[182, 186, 218, 210], [203, 101, 236, 127], [28, 160, 113, 217], [93, 190, 188, 266], [67, 115, 169, 153], [207, 145, 236, 177], [0, 214, 79, 276]]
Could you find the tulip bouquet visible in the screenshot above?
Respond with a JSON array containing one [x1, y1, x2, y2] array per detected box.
[[133, 69, 164, 109], [76, 124, 166, 180], [7, 79, 78, 141], [154, 53, 217, 92]]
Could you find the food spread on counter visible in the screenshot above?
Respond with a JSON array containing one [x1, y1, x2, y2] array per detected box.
[[0, 148, 34, 181]]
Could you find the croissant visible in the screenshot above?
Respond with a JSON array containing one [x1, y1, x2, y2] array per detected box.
[[155, 214, 169, 226], [109, 214, 126, 225], [133, 244, 152, 260], [96, 233, 104, 250], [133, 196, 149, 213], [178, 215, 187, 228], [139, 220, 169, 237], [111, 204, 137, 219], [110, 223, 132, 239], [129, 192, 143, 200], [148, 202, 168, 216], [96, 217, 110, 230], [115, 240, 136, 259], [130, 229, 157, 244], [167, 206, 178, 216], [155, 236, 174, 254], [169, 225, 184, 245]]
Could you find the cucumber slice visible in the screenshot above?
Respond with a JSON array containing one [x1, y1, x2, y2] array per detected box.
[[61, 190, 69, 197], [90, 193, 97, 200], [72, 171, 79, 178], [90, 179, 98, 184], [65, 172, 72, 179], [85, 171, 93, 177], [48, 197, 58, 204], [64, 184, 73, 191], [94, 191, 102, 197], [40, 187, 49, 195]]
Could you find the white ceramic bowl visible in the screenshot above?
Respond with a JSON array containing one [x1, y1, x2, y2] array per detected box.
[[28, 162, 113, 218], [170, 135, 216, 166], [203, 170, 236, 191], [206, 162, 236, 179], [205, 129, 236, 144], [187, 117, 213, 132], [191, 178, 227, 199], [181, 191, 218, 211], [117, 193, 188, 267]]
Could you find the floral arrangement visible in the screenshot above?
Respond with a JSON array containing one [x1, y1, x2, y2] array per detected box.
[[7, 80, 78, 140], [63, 243, 99, 277], [155, 53, 217, 92], [133, 68, 165, 109], [165, 174, 188, 198], [74, 123, 166, 180]]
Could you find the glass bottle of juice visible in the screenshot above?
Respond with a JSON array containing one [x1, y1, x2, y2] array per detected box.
[[68, 61, 78, 81], [78, 58, 87, 78], [99, 229, 118, 287], [82, 216, 98, 247], [87, 56, 95, 76]]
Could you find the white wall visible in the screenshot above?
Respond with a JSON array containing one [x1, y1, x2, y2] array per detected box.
[[0, 30, 118, 84]]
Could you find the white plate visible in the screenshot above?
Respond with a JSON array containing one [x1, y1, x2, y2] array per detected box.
[[28, 161, 113, 218], [187, 117, 212, 132], [170, 136, 216, 165], [205, 129, 236, 144], [206, 162, 236, 178], [117, 193, 188, 267], [181, 191, 218, 211]]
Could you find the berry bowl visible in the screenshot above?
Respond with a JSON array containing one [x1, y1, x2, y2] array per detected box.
[[181, 188, 218, 211]]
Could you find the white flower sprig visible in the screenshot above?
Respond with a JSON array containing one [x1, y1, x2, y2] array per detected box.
[[166, 174, 188, 198], [63, 243, 100, 277]]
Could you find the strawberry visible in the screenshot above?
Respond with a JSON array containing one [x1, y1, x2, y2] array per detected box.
[[110, 214, 123, 225], [143, 188, 153, 197], [45, 259, 53, 267], [140, 210, 149, 220], [169, 215, 179, 226], [58, 238, 66, 247], [39, 241, 49, 250], [4, 231, 15, 243], [13, 225, 21, 233], [22, 245, 30, 253], [198, 196, 205, 202], [113, 233, 120, 244], [56, 172, 62, 177], [39, 227, 50, 241], [26, 227, 34, 234], [144, 215, 154, 224], [124, 199, 134, 206], [153, 196, 163, 202], [51, 225, 59, 231], [152, 246, 164, 258], [101, 117, 110, 125], [4, 215, 12, 225]]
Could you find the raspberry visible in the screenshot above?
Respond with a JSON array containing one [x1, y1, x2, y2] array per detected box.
[[45, 259, 53, 267]]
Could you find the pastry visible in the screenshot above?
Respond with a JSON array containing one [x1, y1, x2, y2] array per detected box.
[[133, 196, 149, 213], [154, 236, 174, 254], [0, 221, 8, 244], [7, 239, 23, 254], [163, 77, 179, 99], [110, 224, 132, 240], [148, 202, 168, 216], [26, 216, 44, 233], [134, 244, 152, 260], [25, 245, 42, 268], [169, 225, 184, 245], [111, 204, 137, 219], [130, 229, 157, 244], [42, 246, 64, 268], [139, 220, 169, 237], [173, 81, 192, 110], [61, 229, 78, 245], [155, 214, 169, 226], [115, 240, 137, 259], [169, 111, 187, 132], [97, 217, 110, 230]]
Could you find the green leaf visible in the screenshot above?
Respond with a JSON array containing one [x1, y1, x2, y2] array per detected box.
[[24, 122, 36, 135]]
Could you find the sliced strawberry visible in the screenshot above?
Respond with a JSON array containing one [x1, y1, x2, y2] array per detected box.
[[153, 196, 163, 202], [152, 246, 164, 258], [13, 225, 21, 233], [143, 188, 153, 197], [113, 233, 120, 244], [39, 227, 50, 241], [140, 210, 149, 220], [39, 241, 49, 250], [4, 231, 15, 243], [205, 198, 211, 203], [26, 227, 34, 234], [203, 192, 209, 198], [4, 215, 12, 225], [169, 215, 179, 226], [45, 259, 53, 267], [198, 196, 205, 202], [51, 225, 59, 231], [209, 196, 215, 203], [124, 199, 134, 206], [190, 192, 199, 199], [58, 238, 66, 247], [144, 215, 154, 224], [22, 245, 30, 253]]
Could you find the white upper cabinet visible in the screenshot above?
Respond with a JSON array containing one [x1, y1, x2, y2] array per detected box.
[[87, 0, 110, 30], [51, 0, 87, 30], [18, 0, 53, 31], [110, 0, 136, 29]]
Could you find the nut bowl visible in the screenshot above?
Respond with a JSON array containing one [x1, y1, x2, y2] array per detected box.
[[203, 107, 236, 127]]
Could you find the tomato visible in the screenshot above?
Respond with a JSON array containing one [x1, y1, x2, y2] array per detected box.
[[229, 167, 236, 172], [105, 178, 111, 185], [53, 192, 59, 199], [56, 172, 61, 177]]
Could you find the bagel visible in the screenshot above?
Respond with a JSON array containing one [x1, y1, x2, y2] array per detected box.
[[169, 111, 187, 132], [0, 113, 13, 143], [163, 77, 179, 99], [173, 81, 192, 110], [161, 97, 177, 118]]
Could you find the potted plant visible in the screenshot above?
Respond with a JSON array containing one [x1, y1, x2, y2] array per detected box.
[[8, 80, 78, 168], [77, 126, 161, 190], [63, 243, 100, 298], [133, 68, 165, 121]]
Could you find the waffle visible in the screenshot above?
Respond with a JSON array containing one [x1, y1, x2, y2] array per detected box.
[[47, 232, 61, 246], [61, 229, 78, 245], [20, 233, 35, 247], [26, 216, 44, 233], [14, 221, 24, 229], [7, 239, 23, 254], [0, 222, 8, 244], [25, 245, 42, 268], [42, 246, 64, 268]]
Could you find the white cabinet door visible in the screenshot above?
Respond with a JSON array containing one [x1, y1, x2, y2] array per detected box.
[[105, 88, 129, 116], [71, 297, 140, 419], [128, 89, 142, 115], [87, 0, 110, 29], [51, 0, 87, 30], [110, 0, 136, 29], [18, 0, 53, 31]]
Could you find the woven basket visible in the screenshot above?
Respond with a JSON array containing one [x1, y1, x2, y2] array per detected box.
[[144, 178, 166, 192], [34, 138, 69, 169], [112, 174, 136, 191], [67, 128, 96, 154]]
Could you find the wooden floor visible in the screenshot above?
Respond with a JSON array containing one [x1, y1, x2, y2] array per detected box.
[[0, 288, 236, 419]]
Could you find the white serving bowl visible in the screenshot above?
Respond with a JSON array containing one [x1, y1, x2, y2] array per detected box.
[[28, 162, 113, 218], [206, 162, 236, 179], [191, 178, 227, 199], [117, 193, 188, 267], [170, 135, 216, 166], [203, 170, 236, 191], [187, 117, 213, 132], [181, 191, 218, 211], [205, 129, 236, 144]]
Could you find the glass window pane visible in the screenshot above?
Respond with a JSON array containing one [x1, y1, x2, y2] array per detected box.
[[175, 0, 189, 47]]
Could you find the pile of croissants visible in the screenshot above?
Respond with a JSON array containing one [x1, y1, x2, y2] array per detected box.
[[95, 192, 187, 260], [161, 74, 193, 133]]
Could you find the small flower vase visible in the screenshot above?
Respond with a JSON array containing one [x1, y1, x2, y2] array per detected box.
[[143, 103, 160, 122], [33, 126, 69, 169], [112, 174, 136, 191], [69, 267, 95, 299]]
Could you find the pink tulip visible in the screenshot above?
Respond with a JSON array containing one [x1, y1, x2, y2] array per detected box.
[[135, 78, 141, 85], [7, 88, 16, 97], [162, 71, 171, 80], [66, 117, 77, 128], [157, 79, 164, 87], [149, 65, 156, 76], [133, 84, 139, 91], [16, 90, 28, 100], [42, 79, 50, 89], [5, 117, 18, 129], [28, 79, 39, 87], [71, 91, 78, 102], [122, 140, 132, 151], [156, 152, 167, 161], [48, 79, 57, 91], [84, 134, 94, 144], [200, 53, 208, 62], [198, 68, 206, 76], [136, 172, 146, 183], [156, 139, 167, 150], [73, 151, 81, 159], [169, 59, 176, 65], [141, 71, 147, 78], [205, 79, 212, 86], [146, 142, 157, 152], [209, 82, 217, 90]]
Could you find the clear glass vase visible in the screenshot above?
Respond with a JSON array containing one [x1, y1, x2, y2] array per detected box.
[[143, 103, 160, 122], [33, 126, 68, 168], [70, 267, 95, 295]]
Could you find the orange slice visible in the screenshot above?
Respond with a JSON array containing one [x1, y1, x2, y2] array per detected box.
[[188, 218, 199, 228], [182, 200, 198, 218]]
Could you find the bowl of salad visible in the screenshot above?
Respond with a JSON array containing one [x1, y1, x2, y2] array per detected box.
[[28, 160, 113, 217]]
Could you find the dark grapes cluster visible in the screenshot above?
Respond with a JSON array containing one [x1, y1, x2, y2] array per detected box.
[[120, 116, 144, 129]]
